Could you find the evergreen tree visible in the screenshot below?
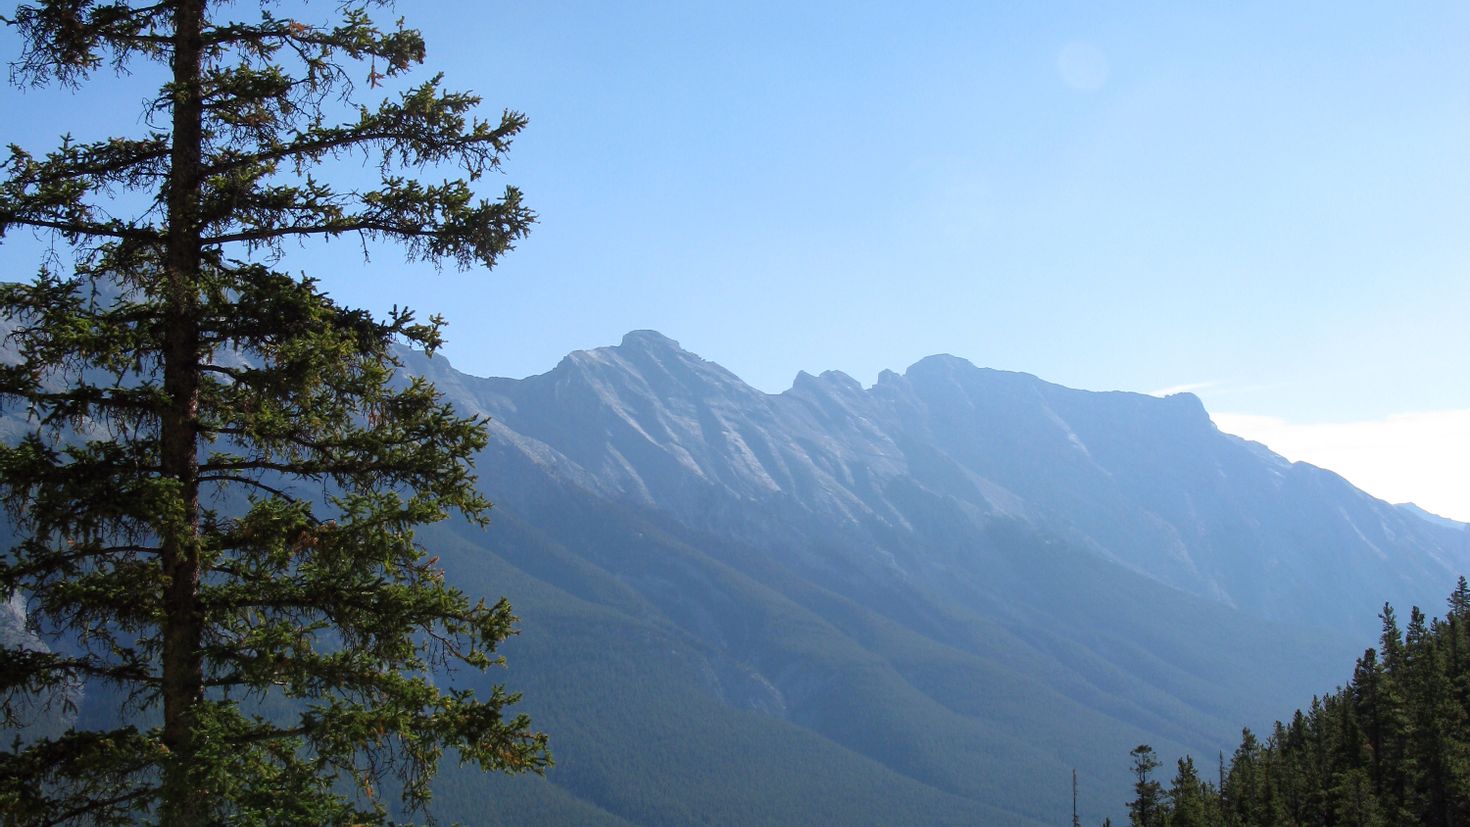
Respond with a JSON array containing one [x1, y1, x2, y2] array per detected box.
[[1224, 728, 1265, 826], [1444, 579, 1470, 726], [1352, 647, 1393, 798], [0, 1, 548, 823], [1370, 606, 1413, 816], [1330, 767, 1385, 827], [1381, 604, 1406, 673], [1129, 744, 1167, 827], [1444, 579, 1470, 826], [1166, 755, 1213, 827]]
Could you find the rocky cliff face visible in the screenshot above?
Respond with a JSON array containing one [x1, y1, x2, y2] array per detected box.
[[415, 330, 1468, 635]]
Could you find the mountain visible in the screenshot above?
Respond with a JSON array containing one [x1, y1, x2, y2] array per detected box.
[[421, 330, 1469, 633], [10, 328, 1468, 824], [379, 331, 1470, 825], [1399, 501, 1469, 531]]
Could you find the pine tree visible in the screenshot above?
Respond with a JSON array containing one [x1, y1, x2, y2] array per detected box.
[[1444, 580, 1470, 826], [1128, 744, 1167, 827], [1166, 755, 1213, 827], [1224, 727, 1265, 826], [1331, 767, 1386, 827], [0, 1, 548, 823]]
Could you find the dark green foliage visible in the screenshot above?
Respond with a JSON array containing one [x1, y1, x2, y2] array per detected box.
[[0, 1, 546, 824], [1128, 744, 1165, 827], [1166, 756, 1216, 827], [1120, 577, 1470, 827]]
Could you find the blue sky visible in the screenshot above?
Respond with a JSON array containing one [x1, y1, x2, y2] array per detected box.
[[3, 2, 1468, 516]]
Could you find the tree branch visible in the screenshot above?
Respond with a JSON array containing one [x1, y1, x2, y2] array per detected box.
[[0, 215, 164, 241]]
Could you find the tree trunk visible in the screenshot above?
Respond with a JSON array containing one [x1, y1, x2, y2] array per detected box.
[[159, 1, 207, 824]]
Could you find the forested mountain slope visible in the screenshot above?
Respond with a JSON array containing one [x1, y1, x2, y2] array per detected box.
[[382, 332, 1467, 824]]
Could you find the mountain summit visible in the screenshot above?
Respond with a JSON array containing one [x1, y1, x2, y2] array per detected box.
[[452, 332, 1467, 632], [385, 332, 1470, 823]]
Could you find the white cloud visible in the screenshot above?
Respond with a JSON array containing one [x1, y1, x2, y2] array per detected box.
[[1211, 410, 1470, 523]]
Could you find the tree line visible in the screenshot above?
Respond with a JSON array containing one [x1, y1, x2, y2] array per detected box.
[[1118, 577, 1470, 826]]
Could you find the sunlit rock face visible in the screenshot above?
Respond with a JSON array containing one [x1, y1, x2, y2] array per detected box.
[[416, 331, 1469, 633]]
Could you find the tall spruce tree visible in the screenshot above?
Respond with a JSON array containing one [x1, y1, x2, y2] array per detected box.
[[1166, 755, 1214, 827], [0, 1, 548, 824]]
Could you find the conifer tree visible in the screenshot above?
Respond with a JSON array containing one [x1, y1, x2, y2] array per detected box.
[[0, 1, 548, 823], [1331, 767, 1386, 827], [1223, 727, 1265, 826], [1128, 744, 1166, 827], [1166, 755, 1213, 827]]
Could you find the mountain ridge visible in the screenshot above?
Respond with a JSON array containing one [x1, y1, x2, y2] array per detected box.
[[409, 330, 1466, 635], [10, 325, 1457, 824], [364, 329, 1470, 821]]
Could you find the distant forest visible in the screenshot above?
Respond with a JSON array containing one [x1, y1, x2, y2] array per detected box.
[[1118, 577, 1470, 826]]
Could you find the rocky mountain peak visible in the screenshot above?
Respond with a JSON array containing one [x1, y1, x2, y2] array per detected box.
[[466, 331, 1470, 633], [618, 329, 683, 352], [904, 353, 981, 377], [556, 329, 748, 400]]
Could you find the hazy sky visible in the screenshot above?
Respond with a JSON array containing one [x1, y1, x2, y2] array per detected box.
[[2, 2, 1468, 517]]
